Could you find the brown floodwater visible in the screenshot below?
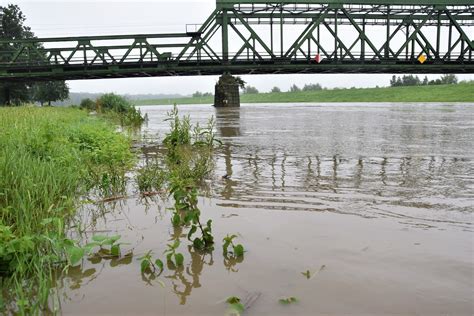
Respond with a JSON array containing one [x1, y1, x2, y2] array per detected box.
[[60, 103, 473, 315]]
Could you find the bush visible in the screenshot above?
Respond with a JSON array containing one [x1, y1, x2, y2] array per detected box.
[[80, 98, 96, 111], [96, 93, 145, 127]]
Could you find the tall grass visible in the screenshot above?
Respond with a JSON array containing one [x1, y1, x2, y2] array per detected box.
[[0, 107, 135, 314]]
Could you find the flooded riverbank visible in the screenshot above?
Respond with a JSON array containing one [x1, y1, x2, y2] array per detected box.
[[60, 103, 473, 315]]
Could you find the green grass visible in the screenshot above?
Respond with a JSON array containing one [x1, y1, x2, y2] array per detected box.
[[0, 106, 135, 314], [134, 82, 474, 105]]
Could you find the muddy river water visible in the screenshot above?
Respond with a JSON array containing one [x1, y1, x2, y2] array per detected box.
[[61, 103, 473, 315]]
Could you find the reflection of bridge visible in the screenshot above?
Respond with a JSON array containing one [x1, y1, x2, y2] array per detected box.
[[0, 0, 473, 81]]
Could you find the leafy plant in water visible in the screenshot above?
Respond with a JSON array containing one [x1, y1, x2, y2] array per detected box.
[[64, 235, 124, 267], [136, 159, 166, 193], [137, 250, 164, 275], [225, 296, 245, 316], [170, 179, 214, 250], [164, 240, 184, 267], [223, 234, 245, 257], [279, 297, 299, 305]]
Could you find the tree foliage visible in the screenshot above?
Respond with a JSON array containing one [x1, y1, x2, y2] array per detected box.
[[32, 81, 69, 106], [302, 83, 323, 91], [243, 86, 259, 94], [289, 84, 301, 92], [390, 74, 458, 87], [0, 4, 68, 106]]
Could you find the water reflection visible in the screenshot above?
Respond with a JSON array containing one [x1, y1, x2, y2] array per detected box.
[[165, 246, 214, 305], [208, 105, 473, 229]]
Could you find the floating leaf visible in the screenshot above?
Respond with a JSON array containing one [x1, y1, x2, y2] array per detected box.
[[279, 297, 298, 305], [155, 259, 164, 272], [101, 235, 121, 246], [233, 244, 244, 257], [111, 244, 120, 257], [91, 235, 108, 243], [141, 259, 150, 273], [66, 246, 84, 266]]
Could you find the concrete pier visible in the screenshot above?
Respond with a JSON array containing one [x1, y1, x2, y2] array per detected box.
[[214, 74, 241, 107]]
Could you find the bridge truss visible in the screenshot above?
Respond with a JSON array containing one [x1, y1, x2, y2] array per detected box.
[[0, 0, 473, 81]]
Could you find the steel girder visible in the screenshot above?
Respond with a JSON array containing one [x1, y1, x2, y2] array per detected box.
[[0, 2, 472, 81]]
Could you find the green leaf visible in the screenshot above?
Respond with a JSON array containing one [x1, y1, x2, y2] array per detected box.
[[187, 225, 197, 241], [206, 219, 212, 230], [226, 296, 241, 304], [228, 303, 245, 314], [66, 246, 84, 266], [155, 259, 164, 271], [111, 244, 120, 257], [83, 242, 100, 254], [172, 213, 181, 226], [141, 259, 150, 273], [193, 238, 204, 250], [223, 240, 231, 256], [91, 235, 108, 243], [233, 244, 244, 257], [172, 240, 180, 250], [174, 253, 184, 266], [279, 297, 298, 305], [101, 235, 121, 246]]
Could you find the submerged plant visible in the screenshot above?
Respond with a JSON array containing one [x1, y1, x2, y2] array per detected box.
[[279, 297, 299, 305], [138, 250, 164, 275], [223, 234, 245, 257], [164, 240, 184, 267], [136, 159, 166, 193], [225, 296, 245, 316]]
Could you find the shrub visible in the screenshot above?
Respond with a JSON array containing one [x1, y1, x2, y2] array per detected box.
[[80, 98, 96, 111]]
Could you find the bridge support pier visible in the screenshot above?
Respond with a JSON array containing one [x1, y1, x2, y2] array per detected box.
[[214, 74, 240, 107]]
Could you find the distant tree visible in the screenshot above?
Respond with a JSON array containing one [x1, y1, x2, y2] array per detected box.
[[440, 74, 458, 85], [289, 84, 301, 92], [0, 4, 35, 105], [401, 75, 421, 86], [271, 86, 281, 93], [243, 86, 259, 94], [302, 83, 323, 91], [202, 92, 213, 97], [32, 81, 69, 106], [192, 91, 203, 98], [0, 4, 69, 106], [422, 76, 429, 85], [390, 75, 397, 87]]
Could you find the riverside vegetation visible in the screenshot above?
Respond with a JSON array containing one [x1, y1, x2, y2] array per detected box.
[[0, 105, 137, 314], [134, 81, 474, 105], [0, 102, 247, 314]]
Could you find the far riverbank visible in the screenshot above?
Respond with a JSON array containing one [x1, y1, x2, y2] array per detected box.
[[134, 82, 474, 105]]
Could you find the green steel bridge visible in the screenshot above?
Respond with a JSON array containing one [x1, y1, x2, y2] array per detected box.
[[0, 0, 473, 81]]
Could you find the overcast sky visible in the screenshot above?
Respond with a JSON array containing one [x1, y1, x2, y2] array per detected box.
[[5, 0, 474, 95]]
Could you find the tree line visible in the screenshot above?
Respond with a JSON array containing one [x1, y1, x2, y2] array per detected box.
[[0, 4, 69, 106], [390, 74, 458, 87]]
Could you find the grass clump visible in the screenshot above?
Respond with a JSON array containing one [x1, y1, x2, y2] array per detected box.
[[0, 106, 135, 314]]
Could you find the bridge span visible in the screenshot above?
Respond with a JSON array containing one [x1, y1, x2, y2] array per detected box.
[[0, 0, 473, 82]]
